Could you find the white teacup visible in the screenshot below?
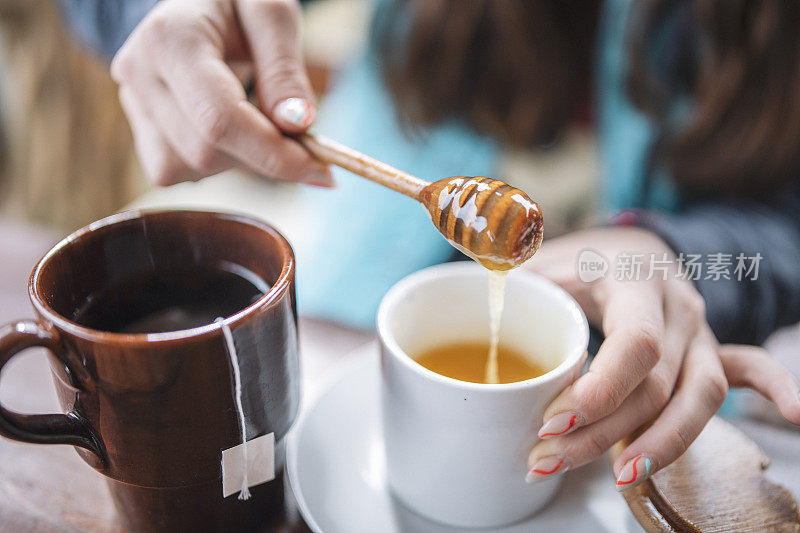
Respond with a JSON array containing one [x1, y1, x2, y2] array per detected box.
[[377, 262, 589, 528]]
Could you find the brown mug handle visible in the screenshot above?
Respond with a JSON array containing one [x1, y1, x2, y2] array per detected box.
[[0, 320, 104, 460]]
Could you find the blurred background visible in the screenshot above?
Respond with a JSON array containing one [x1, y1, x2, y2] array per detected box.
[[0, 0, 144, 230]]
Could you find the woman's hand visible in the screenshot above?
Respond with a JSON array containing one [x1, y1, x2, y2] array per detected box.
[[111, 0, 333, 187], [524, 226, 800, 489]]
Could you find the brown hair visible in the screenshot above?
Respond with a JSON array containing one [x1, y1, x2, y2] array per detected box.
[[376, 0, 600, 147], [379, 0, 800, 199], [629, 0, 800, 198]]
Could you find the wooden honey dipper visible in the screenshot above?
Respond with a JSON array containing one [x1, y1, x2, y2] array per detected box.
[[298, 133, 544, 270]]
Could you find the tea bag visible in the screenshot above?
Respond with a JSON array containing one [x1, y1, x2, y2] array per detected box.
[[217, 318, 275, 500]]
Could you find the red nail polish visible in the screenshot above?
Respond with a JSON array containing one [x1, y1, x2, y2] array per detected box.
[[538, 412, 579, 438], [525, 456, 569, 483], [615, 454, 653, 492]]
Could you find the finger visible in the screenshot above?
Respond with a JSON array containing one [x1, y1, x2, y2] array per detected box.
[[720, 344, 800, 425], [612, 331, 727, 491], [236, 0, 316, 132], [539, 280, 664, 438], [654, 279, 704, 392], [126, 77, 236, 177], [119, 87, 203, 185], [156, 41, 332, 186], [526, 348, 683, 483], [527, 288, 695, 481], [526, 376, 664, 482]]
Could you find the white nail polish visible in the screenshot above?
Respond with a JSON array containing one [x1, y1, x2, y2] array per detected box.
[[274, 97, 315, 127]]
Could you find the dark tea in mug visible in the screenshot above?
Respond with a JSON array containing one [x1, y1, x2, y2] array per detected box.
[[72, 265, 268, 333]]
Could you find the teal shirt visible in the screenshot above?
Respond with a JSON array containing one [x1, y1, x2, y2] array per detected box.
[[297, 0, 675, 328], [296, 53, 498, 328], [598, 0, 679, 211]]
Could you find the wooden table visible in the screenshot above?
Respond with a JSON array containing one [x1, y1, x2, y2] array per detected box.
[[0, 219, 373, 532]]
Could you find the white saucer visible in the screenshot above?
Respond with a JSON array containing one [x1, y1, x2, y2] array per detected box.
[[286, 344, 644, 533]]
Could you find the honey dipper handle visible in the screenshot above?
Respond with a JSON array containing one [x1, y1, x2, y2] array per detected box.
[[298, 133, 430, 199]]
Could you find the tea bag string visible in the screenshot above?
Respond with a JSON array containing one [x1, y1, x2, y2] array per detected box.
[[216, 317, 251, 500]]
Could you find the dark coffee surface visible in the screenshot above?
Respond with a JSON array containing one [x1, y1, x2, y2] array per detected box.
[[72, 264, 267, 333]]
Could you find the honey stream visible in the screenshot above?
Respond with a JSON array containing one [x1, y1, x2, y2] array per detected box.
[[485, 270, 508, 384]]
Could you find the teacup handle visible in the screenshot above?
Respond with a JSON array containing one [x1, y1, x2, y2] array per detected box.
[[0, 320, 104, 460]]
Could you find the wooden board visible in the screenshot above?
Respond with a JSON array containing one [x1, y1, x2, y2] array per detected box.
[[611, 417, 800, 532]]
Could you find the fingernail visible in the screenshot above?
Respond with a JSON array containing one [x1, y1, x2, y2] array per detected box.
[[615, 454, 652, 492], [275, 97, 315, 128], [303, 170, 335, 188], [538, 412, 580, 438], [525, 456, 569, 483]]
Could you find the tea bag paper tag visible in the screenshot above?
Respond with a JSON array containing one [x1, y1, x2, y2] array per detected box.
[[221, 432, 275, 498]]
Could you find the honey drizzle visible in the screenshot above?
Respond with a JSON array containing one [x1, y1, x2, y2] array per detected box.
[[485, 269, 508, 384]]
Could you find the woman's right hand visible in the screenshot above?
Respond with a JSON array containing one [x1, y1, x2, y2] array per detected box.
[[111, 0, 333, 187]]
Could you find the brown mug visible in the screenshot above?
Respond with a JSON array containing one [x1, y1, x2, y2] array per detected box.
[[0, 210, 299, 532]]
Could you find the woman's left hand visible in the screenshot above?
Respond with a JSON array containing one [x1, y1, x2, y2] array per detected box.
[[523, 226, 800, 489]]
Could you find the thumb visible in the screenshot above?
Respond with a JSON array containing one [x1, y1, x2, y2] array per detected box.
[[236, 0, 316, 133]]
